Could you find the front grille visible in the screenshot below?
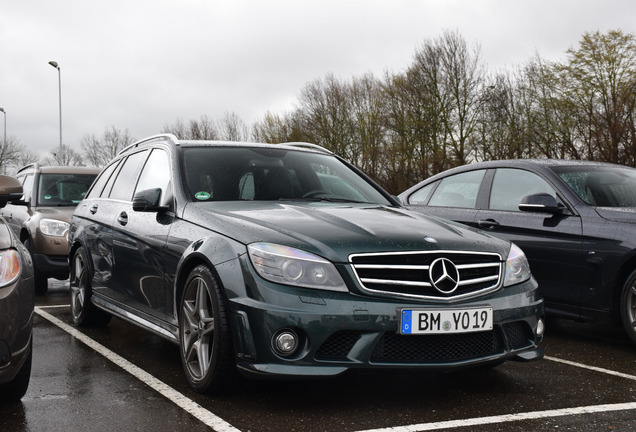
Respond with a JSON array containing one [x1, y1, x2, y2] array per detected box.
[[370, 330, 503, 363], [314, 323, 535, 364], [350, 250, 502, 301]]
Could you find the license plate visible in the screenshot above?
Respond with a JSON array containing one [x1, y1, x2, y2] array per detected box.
[[399, 307, 493, 335]]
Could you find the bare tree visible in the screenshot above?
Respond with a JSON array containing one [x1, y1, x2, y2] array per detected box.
[[43, 144, 84, 166], [1, 137, 40, 174], [557, 29, 636, 165], [296, 74, 356, 160], [163, 115, 219, 140], [252, 111, 302, 143], [217, 111, 251, 141], [81, 126, 135, 168]]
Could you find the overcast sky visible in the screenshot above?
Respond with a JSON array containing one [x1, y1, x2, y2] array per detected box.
[[2, 0, 636, 159]]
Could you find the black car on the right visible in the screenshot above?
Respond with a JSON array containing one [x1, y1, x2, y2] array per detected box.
[[399, 159, 636, 343]]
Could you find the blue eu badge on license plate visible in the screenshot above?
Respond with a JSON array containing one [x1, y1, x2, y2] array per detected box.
[[401, 310, 413, 334]]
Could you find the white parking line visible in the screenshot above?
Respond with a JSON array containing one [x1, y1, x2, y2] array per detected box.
[[545, 355, 636, 381], [37, 305, 635, 432], [355, 355, 636, 432], [34, 307, 241, 432], [354, 402, 636, 432]]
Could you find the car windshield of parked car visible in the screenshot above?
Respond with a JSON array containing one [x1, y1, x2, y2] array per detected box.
[[182, 146, 392, 205], [554, 165, 636, 207], [37, 174, 97, 206]]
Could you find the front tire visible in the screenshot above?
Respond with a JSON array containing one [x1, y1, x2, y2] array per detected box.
[[620, 269, 636, 344], [69, 247, 111, 327], [179, 265, 236, 393]]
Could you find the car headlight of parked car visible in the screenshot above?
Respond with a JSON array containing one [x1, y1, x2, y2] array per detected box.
[[0, 249, 21, 287], [503, 243, 531, 287], [248, 242, 348, 292], [39, 218, 70, 237]]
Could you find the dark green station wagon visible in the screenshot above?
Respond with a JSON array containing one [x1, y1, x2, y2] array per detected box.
[[68, 134, 544, 393]]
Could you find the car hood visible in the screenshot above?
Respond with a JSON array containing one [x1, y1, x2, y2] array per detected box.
[[595, 207, 636, 224], [183, 202, 510, 262], [33, 206, 76, 222]]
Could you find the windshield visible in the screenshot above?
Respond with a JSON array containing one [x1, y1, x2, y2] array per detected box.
[[181, 146, 392, 205], [37, 174, 97, 206], [554, 165, 636, 207]]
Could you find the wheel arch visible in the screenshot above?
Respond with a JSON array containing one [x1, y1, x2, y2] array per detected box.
[[614, 252, 636, 318], [19, 227, 30, 243], [173, 236, 246, 319]]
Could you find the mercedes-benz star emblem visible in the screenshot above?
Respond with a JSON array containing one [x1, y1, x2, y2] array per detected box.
[[429, 258, 460, 294]]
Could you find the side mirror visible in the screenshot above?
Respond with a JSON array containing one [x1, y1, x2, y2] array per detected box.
[[132, 188, 166, 212], [0, 175, 23, 209], [518, 193, 564, 214]]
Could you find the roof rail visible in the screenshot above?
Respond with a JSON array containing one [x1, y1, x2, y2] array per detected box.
[[118, 133, 180, 156], [284, 142, 332, 154], [17, 163, 40, 173]]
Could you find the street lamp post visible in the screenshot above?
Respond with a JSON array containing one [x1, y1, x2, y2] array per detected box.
[[0, 107, 6, 174], [48, 61, 64, 165]]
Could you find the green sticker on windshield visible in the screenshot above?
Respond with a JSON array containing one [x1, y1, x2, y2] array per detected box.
[[195, 191, 211, 200]]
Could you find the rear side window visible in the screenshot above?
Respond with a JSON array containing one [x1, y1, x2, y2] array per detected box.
[[109, 150, 150, 201], [427, 170, 485, 208], [86, 161, 120, 199], [408, 182, 437, 204]]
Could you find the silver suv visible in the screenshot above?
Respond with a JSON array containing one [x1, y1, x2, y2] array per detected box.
[[0, 164, 99, 294]]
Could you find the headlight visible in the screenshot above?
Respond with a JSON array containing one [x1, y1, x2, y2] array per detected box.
[[503, 243, 531, 287], [248, 242, 347, 292], [40, 218, 70, 237], [0, 249, 21, 287]]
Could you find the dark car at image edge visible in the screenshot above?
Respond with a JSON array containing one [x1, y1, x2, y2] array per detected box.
[[0, 175, 34, 403], [399, 159, 636, 343], [68, 134, 544, 393]]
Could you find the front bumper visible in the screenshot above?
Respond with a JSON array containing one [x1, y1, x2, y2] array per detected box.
[[226, 268, 544, 378], [33, 252, 68, 279]]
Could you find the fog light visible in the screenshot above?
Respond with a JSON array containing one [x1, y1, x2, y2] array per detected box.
[[273, 330, 298, 356], [536, 318, 545, 336]]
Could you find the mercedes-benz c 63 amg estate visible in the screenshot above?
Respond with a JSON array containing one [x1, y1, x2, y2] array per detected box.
[[68, 134, 544, 393]]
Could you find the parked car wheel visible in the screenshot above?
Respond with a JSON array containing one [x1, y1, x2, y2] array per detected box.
[[620, 269, 636, 344], [69, 247, 111, 327], [24, 238, 47, 295], [179, 265, 236, 393], [0, 340, 32, 403]]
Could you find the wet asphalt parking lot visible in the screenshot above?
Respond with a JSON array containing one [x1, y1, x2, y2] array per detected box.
[[2, 280, 636, 432]]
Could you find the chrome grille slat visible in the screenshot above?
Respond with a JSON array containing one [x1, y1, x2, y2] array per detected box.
[[350, 250, 503, 301], [360, 278, 432, 287]]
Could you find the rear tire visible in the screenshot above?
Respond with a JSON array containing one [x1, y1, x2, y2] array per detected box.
[[620, 269, 636, 344], [69, 246, 111, 327], [179, 265, 237, 393]]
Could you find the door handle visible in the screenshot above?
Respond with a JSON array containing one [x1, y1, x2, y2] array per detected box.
[[477, 219, 500, 229], [117, 212, 128, 226], [90, 204, 98, 214]]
